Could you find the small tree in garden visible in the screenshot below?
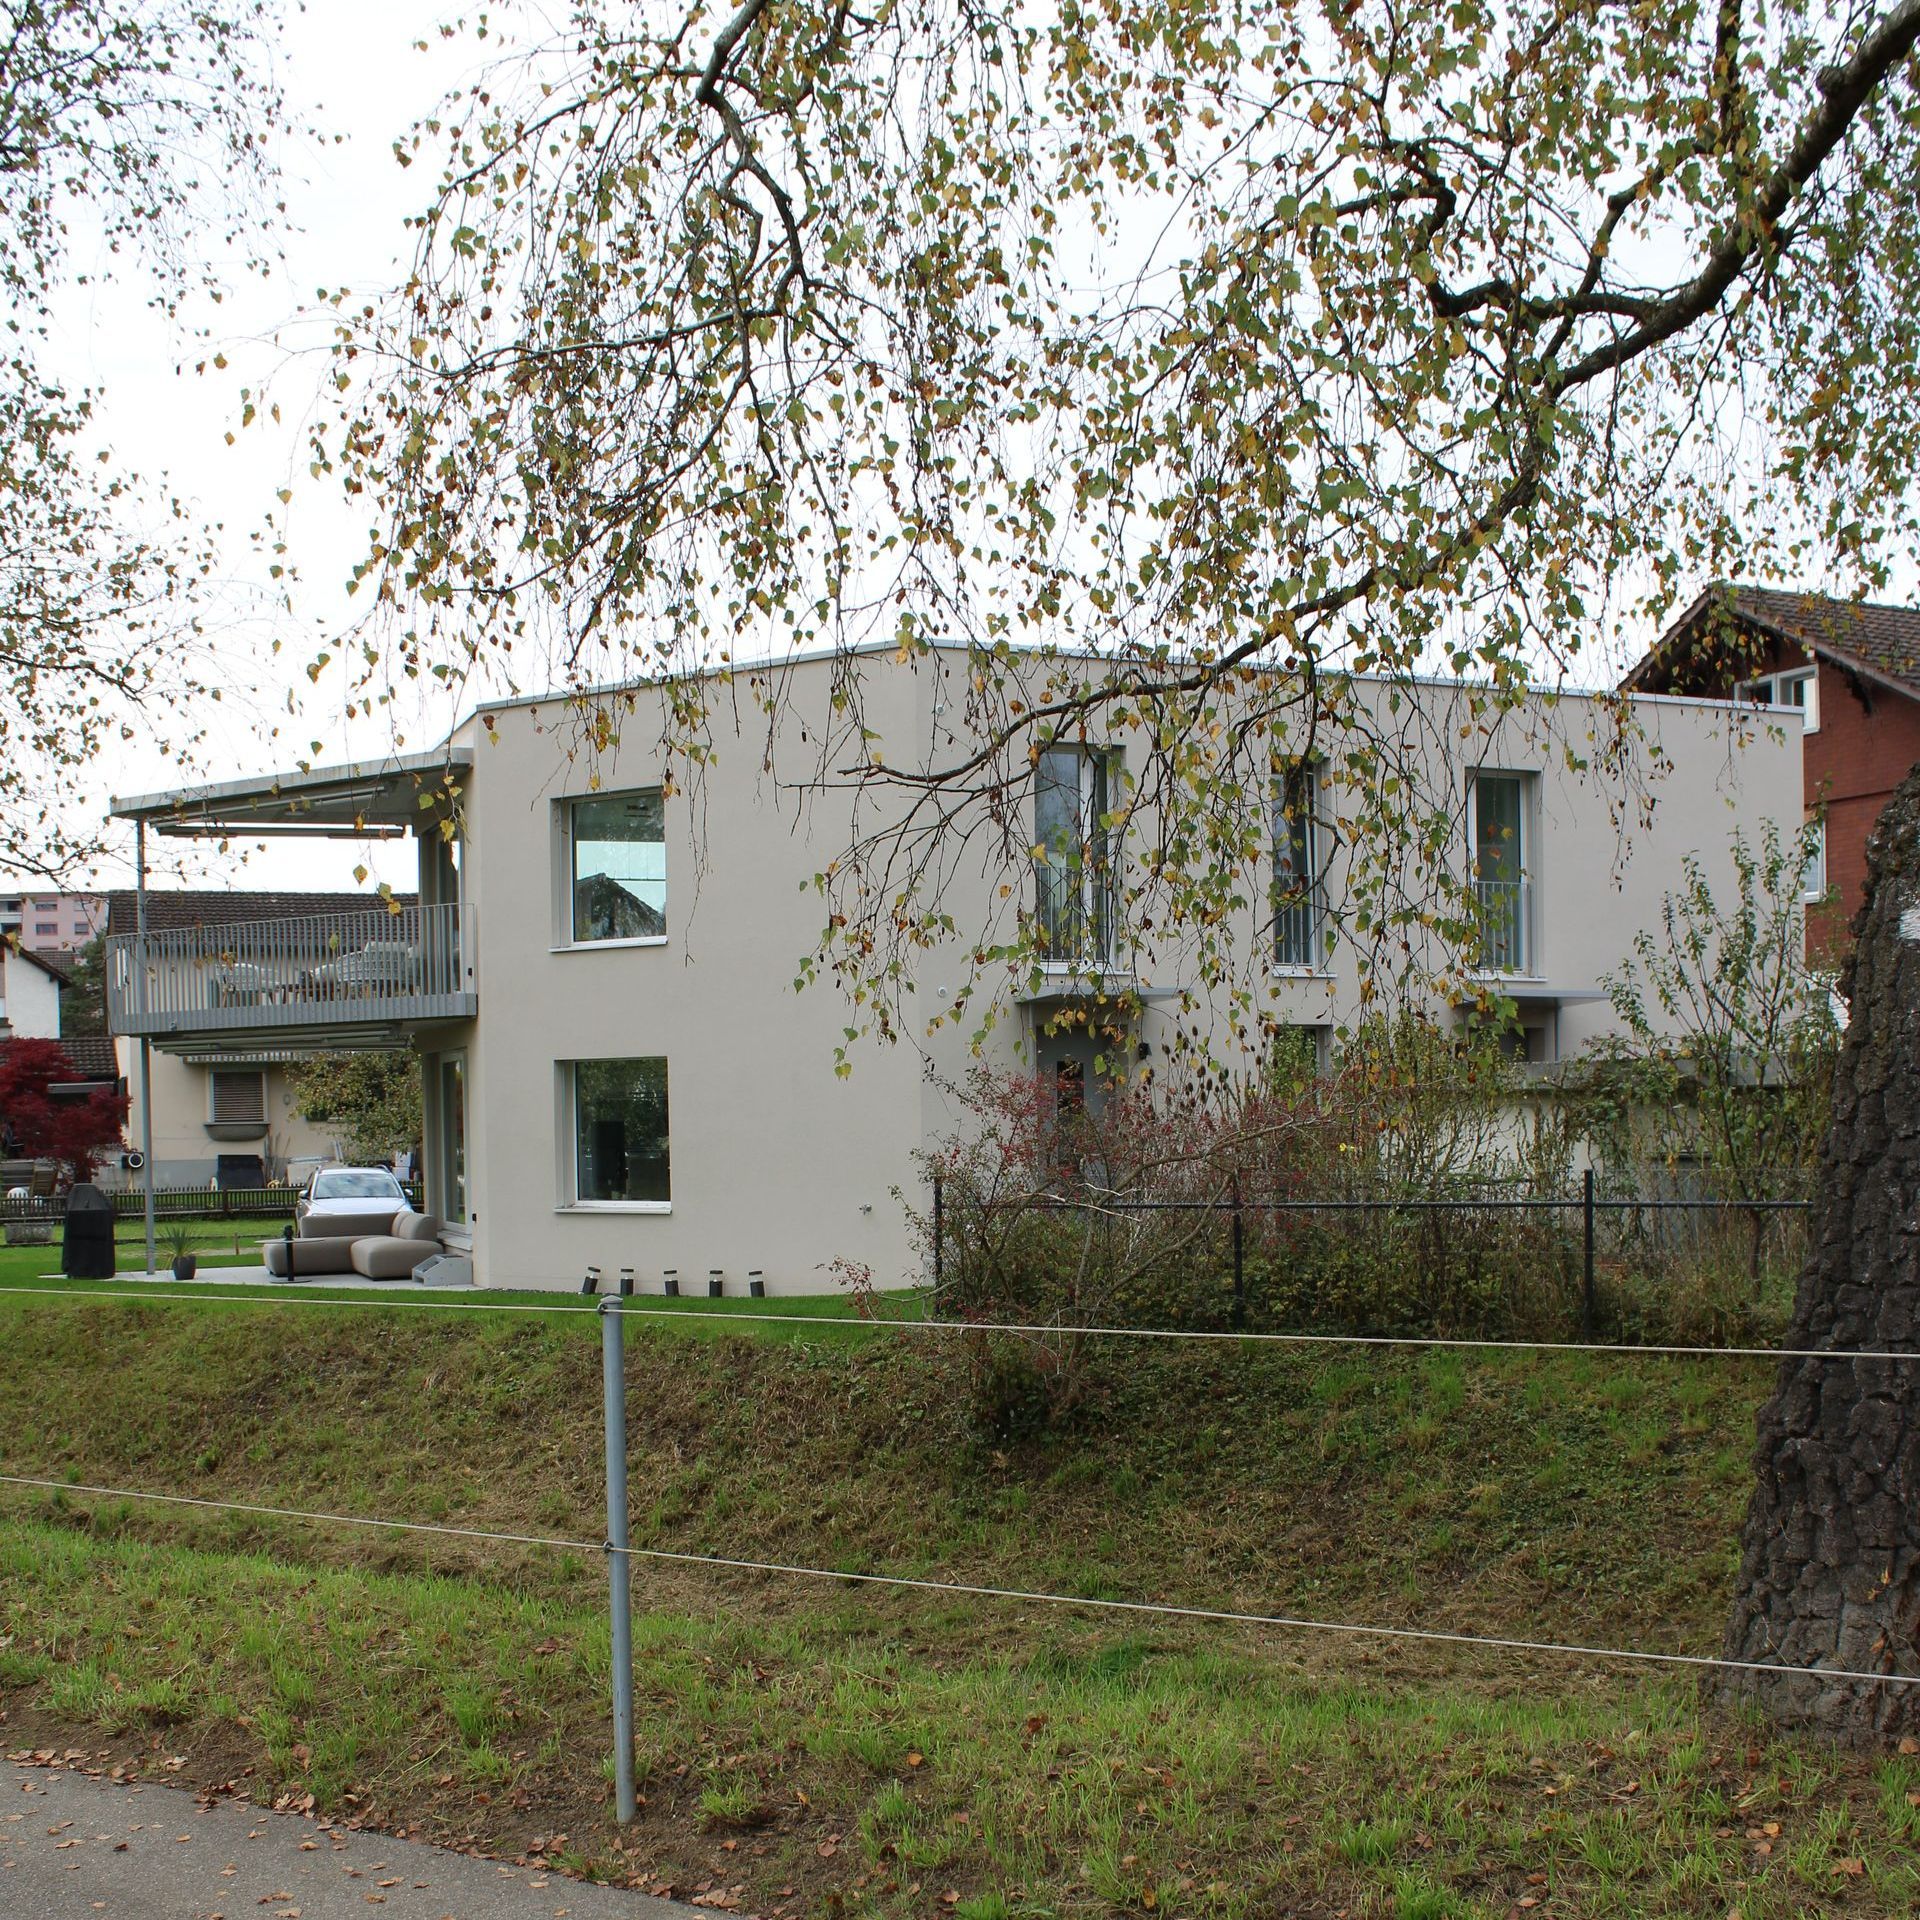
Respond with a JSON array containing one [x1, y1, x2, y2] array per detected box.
[[0, 1040, 127, 1183], [288, 1053, 422, 1167], [1597, 819, 1839, 1282]]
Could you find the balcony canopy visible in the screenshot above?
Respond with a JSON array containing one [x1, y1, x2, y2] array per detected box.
[[112, 749, 471, 841]]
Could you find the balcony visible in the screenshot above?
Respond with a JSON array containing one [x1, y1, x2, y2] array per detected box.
[[1273, 892, 1322, 971], [108, 902, 477, 1054], [1474, 877, 1531, 975]]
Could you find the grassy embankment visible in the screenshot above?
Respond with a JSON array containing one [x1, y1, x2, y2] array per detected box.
[[1, 1261, 1916, 1919]]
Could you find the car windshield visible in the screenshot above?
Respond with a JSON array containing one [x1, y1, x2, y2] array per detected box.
[[312, 1170, 403, 1201]]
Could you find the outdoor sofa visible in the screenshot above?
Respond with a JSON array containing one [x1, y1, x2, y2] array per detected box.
[[261, 1206, 451, 1281]]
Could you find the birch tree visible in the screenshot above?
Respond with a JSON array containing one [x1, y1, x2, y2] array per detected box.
[[0, 0, 286, 875]]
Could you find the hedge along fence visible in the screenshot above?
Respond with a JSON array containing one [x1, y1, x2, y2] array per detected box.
[[929, 1179, 1813, 1344], [915, 1047, 1821, 1363], [1, 1183, 424, 1225]]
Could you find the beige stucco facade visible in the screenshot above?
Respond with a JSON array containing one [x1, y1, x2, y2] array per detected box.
[[404, 652, 1802, 1292], [110, 649, 1803, 1287], [112, 1042, 348, 1189]]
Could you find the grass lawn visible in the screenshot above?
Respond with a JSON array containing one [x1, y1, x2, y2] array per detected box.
[[0, 1274, 1915, 1918]]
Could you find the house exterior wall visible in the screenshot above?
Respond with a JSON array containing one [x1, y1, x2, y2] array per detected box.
[[0, 953, 63, 1039], [112, 1042, 345, 1187], [5, 892, 105, 948], [438, 654, 1800, 1293], [1633, 628, 1920, 960]]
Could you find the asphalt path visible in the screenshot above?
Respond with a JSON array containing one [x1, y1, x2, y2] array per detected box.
[[2, 1760, 693, 1920]]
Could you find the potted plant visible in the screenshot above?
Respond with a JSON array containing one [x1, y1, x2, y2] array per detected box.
[[162, 1222, 198, 1282]]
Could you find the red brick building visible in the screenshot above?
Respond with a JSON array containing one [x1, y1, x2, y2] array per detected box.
[[1622, 584, 1920, 962]]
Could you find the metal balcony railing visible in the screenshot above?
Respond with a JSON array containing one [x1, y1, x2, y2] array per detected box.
[[107, 901, 476, 1041], [1475, 877, 1530, 974], [1273, 893, 1321, 970]]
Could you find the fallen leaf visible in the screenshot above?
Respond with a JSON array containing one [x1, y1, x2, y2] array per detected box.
[[1831, 1858, 1865, 1878]]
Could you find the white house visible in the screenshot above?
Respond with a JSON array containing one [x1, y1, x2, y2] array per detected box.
[[105, 649, 1803, 1291], [0, 944, 68, 1040]]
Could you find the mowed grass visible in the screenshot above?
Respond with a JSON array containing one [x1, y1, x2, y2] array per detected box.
[[0, 1280, 1916, 1918]]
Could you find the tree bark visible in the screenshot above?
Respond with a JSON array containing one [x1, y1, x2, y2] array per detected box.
[[1718, 765, 1920, 1740]]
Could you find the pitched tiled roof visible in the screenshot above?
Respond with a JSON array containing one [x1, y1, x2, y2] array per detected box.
[[0, 1034, 120, 1080], [4, 945, 72, 984], [103, 889, 418, 939], [1625, 584, 1920, 699]]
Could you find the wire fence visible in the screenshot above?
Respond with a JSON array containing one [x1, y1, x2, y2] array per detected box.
[[1, 1265, 1914, 1833]]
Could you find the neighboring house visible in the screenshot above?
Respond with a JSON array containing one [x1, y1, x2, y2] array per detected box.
[[103, 891, 415, 1188], [105, 653, 1801, 1291], [0, 944, 69, 1039], [0, 890, 106, 950], [1622, 584, 1920, 959], [0, 1033, 122, 1174]]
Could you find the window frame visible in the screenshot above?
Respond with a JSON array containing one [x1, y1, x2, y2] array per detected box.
[[1735, 666, 1820, 735], [1271, 764, 1327, 973], [555, 789, 669, 951], [558, 1056, 673, 1213], [1034, 745, 1121, 969], [1470, 769, 1533, 976], [1802, 817, 1828, 905]]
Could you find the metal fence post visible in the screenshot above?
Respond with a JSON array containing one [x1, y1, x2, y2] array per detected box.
[[1231, 1179, 1246, 1331], [1581, 1167, 1597, 1338], [932, 1175, 943, 1294], [599, 1296, 636, 1824]]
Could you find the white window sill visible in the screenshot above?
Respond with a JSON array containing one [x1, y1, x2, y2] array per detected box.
[[550, 936, 669, 954], [1269, 966, 1335, 982], [556, 1201, 673, 1215]]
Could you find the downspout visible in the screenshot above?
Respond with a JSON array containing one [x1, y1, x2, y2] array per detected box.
[[136, 818, 155, 1276]]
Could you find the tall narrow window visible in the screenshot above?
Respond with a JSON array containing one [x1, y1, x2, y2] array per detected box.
[[1473, 773, 1529, 973], [1035, 747, 1119, 964], [570, 1058, 671, 1205], [1802, 818, 1828, 905], [569, 792, 666, 942], [1272, 766, 1323, 969], [439, 1054, 468, 1224]]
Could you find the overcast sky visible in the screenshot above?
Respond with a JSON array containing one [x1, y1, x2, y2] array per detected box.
[[39, 1, 483, 899], [19, 2, 1917, 907]]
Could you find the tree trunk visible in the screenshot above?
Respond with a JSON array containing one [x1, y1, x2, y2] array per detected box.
[[1717, 765, 1920, 1740]]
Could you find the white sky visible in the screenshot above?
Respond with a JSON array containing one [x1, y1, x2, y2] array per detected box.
[[11, 2, 1916, 905], [30, 0, 484, 900]]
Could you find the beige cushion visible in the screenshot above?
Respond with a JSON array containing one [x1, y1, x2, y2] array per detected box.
[[300, 1206, 402, 1241], [349, 1235, 425, 1280], [393, 1212, 442, 1243], [263, 1236, 358, 1277]]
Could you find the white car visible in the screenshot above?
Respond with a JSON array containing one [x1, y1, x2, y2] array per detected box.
[[296, 1165, 410, 1224]]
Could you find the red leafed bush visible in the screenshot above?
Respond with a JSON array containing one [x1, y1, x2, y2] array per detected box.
[[0, 1038, 127, 1183]]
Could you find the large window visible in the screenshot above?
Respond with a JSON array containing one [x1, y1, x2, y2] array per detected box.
[[1736, 666, 1819, 735], [1035, 747, 1119, 965], [1472, 772, 1530, 974], [1272, 766, 1324, 969], [568, 792, 666, 943], [568, 1058, 671, 1206]]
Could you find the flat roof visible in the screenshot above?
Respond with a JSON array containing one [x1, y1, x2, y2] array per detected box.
[[112, 749, 473, 838]]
